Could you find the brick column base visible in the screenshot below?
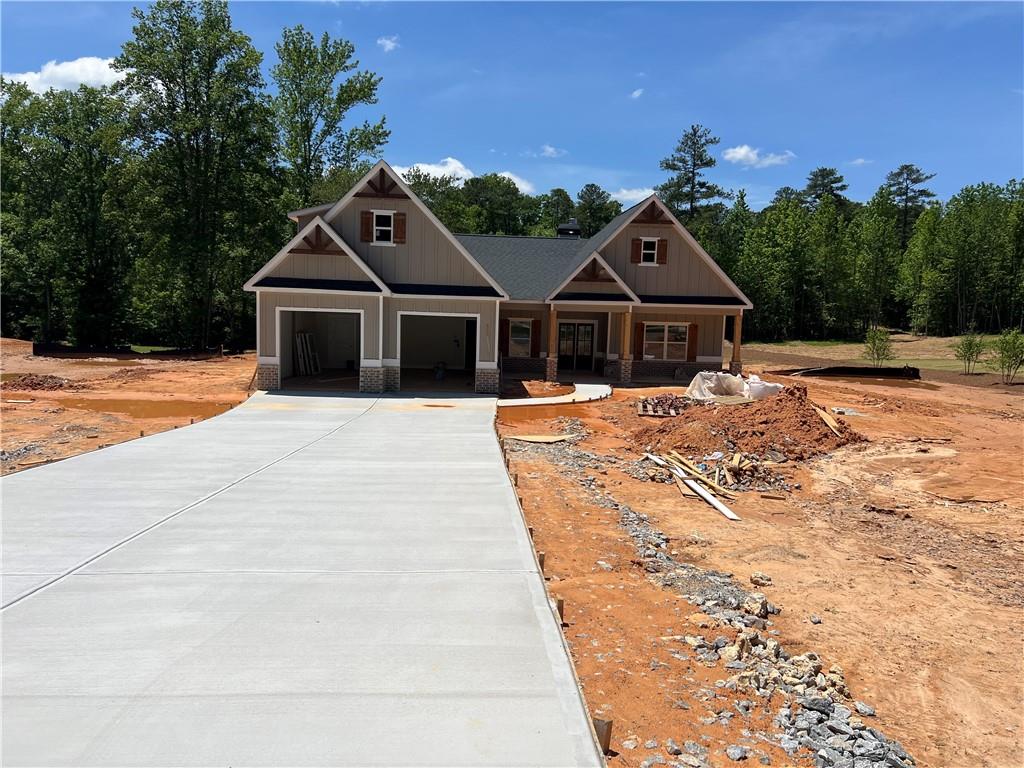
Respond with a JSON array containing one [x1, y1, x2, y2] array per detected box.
[[358, 366, 384, 393], [619, 358, 633, 384], [729, 361, 743, 374], [255, 364, 280, 390], [383, 366, 400, 392], [544, 356, 558, 382], [475, 368, 500, 394]]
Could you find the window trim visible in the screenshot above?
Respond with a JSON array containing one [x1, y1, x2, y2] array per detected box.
[[639, 237, 660, 266], [507, 317, 533, 358], [642, 321, 689, 361], [371, 209, 396, 247]]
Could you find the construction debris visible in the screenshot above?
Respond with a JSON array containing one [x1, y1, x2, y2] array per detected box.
[[506, 434, 580, 444], [644, 449, 794, 495], [1, 373, 74, 391]]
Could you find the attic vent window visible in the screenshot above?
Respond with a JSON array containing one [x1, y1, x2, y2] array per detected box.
[[640, 238, 659, 265], [373, 211, 394, 244]]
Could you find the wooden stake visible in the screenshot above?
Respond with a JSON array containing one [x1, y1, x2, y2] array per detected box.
[[537, 551, 545, 571], [555, 597, 565, 622], [593, 718, 613, 755], [528, 526, 534, 538]]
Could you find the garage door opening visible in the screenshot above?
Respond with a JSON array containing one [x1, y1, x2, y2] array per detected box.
[[279, 309, 361, 391], [399, 314, 476, 392]]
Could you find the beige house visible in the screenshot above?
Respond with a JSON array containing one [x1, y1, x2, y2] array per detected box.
[[245, 160, 751, 393]]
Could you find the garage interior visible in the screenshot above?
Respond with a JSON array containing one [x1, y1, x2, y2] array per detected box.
[[399, 314, 477, 392], [280, 310, 361, 390]]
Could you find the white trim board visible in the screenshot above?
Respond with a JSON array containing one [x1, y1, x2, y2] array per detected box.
[[244, 215, 390, 295], [323, 160, 510, 299], [546, 251, 639, 303], [396, 309, 491, 369]]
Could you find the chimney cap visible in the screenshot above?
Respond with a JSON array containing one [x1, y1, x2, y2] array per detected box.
[[556, 217, 582, 238]]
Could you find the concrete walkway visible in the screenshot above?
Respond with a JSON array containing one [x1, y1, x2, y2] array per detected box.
[[497, 383, 612, 408], [2, 393, 602, 767]]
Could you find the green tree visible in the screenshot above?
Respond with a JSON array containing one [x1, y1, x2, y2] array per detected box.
[[574, 183, 622, 238], [897, 204, 943, 334], [951, 328, 986, 374], [711, 189, 754, 277], [803, 167, 849, 212], [538, 188, 575, 235], [885, 163, 937, 251], [462, 173, 524, 234], [115, 0, 283, 349], [806, 193, 853, 337], [656, 124, 730, 222], [852, 188, 900, 329], [271, 25, 387, 206], [989, 329, 1024, 383], [864, 327, 895, 367], [769, 186, 806, 207]]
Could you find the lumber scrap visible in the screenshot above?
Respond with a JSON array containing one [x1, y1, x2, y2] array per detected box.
[[666, 451, 737, 498], [673, 476, 699, 498], [812, 405, 842, 437], [645, 453, 740, 521]]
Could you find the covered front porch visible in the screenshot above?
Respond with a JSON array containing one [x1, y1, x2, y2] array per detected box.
[[498, 302, 744, 386]]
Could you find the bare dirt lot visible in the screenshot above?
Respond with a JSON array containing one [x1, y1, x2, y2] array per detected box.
[[0, 338, 254, 473], [498, 370, 1023, 768]]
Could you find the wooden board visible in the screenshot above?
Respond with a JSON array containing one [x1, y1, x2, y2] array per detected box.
[[812, 405, 842, 437]]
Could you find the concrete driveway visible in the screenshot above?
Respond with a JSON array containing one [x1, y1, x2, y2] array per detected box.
[[2, 392, 602, 767]]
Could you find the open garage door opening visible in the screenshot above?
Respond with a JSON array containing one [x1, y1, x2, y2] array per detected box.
[[399, 313, 477, 392], [279, 309, 361, 391]]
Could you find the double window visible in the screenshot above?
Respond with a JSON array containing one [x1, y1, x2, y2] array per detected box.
[[640, 238, 659, 265], [509, 319, 532, 357], [643, 322, 688, 360], [373, 211, 394, 244]]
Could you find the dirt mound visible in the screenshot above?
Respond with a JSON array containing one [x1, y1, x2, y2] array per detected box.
[[2, 373, 75, 391], [632, 386, 863, 460]]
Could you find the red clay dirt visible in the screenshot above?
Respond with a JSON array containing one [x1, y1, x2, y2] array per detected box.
[[1, 338, 255, 473], [498, 370, 1023, 768]]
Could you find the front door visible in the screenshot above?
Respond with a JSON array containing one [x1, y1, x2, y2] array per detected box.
[[557, 322, 595, 371]]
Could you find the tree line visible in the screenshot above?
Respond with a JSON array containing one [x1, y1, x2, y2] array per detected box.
[[2, 1, 1021, 350]]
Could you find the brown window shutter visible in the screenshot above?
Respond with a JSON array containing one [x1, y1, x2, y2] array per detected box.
[[633, 322, 645, 360], [687, 323, 699, 361], [360, 211, 373, 242], [630, 238, 642, 263], [393, 212, 407, 244], [529, 319, 540, 357], [656, 239, 668, 265], [499, 318, 510, 357]]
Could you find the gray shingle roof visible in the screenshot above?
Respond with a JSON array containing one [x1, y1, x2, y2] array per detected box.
[[455, 234, 584, 301], [456, 198, 651, 301]]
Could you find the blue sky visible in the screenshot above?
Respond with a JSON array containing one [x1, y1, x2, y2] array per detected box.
[[2, 1, 1022, 208]]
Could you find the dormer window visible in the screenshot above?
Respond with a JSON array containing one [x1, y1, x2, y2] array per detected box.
[[640, 238, 659, 265], [373, 211, 394, 245]]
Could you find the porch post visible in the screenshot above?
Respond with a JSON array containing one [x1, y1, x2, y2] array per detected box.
[[730, 311, 743, 374], [619, 309, 633, 383], [545, 305, 558, 381]]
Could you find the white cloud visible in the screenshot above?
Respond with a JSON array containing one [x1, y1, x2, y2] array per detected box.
[[376, 35, 400, 53], [394, 156, 535, 194], [848, 157, 873, 166], [394, 157, 474, 181], [629, 88, 644, 99], [498, 171, 535, 194], [3, 56, 122, 93], [612, 187, 655, 204], [540, 143, 566, 158], [723, 144, 796, 169]]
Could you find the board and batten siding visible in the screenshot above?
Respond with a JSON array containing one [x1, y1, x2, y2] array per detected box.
[[384, 297, 498, 363], [266, 250, 369, 283], [330, 197, 489, 288], [258, 291, 381, 360], [600, 223, 734, 298], [633, 311, 725, 359]]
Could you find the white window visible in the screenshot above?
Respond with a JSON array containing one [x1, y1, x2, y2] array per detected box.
[[640, 238, 659, 265], [373, 211, 394, 245], [643, 322, 688, 360], [509, 319, 532, 357]]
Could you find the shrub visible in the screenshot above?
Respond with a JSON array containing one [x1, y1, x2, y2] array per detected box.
[[864, 327, 894, 367], [951, 329, 986, 374], [988, 329, 1024, 384]]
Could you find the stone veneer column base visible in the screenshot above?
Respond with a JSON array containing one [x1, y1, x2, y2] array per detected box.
[[383, 366, 401, 392], [729, 361, 743, 374], [618, 358, 633, 384], [474, 368, 500, 394], [544, 356, 558, 382], [255, 364, 280, 390], [358, 366, 384, 393]]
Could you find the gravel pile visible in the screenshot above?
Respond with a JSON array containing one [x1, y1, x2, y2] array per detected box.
[[2, 373, 73, 390]]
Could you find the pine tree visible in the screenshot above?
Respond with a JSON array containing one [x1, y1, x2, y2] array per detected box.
[[885, 164, 937, 251], [656, 124, 730, 222]]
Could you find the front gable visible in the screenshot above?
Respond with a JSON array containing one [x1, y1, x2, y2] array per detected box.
[[595, 199, 751, 307], [244, 217, 388, 294], [324, 162, 507, 298], [548, 253, 638, 303]]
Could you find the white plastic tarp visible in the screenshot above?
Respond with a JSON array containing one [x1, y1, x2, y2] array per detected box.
[[684, 371, 783, 401]]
